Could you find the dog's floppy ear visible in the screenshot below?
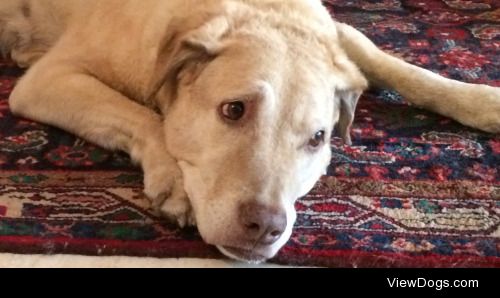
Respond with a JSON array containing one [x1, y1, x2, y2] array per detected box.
[[146, 15, 230, 100], [335, 90, 362, 145], [330, 51, 368, 145]]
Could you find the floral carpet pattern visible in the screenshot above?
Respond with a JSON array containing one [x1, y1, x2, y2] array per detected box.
[[0, 0, 499, 267]]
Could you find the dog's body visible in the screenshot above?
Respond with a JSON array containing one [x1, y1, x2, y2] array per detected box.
[[1, 0, 499, 263]]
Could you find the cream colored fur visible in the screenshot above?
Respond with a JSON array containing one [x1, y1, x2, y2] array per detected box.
[[1, 0, 499, 263]]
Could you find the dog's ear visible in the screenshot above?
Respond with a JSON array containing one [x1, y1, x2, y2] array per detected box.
[[146, 16, 230, 100], [330, 51, 368, 145], [334, 90, 362, 146]]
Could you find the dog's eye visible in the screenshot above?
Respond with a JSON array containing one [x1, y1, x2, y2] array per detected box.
[[308, 130, 325, 148], [220, 101, 246, 121]]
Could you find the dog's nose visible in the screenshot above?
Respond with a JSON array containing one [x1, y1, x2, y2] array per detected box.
[[239, 202, 287, 245]]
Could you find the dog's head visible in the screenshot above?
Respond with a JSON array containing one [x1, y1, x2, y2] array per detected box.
[[152, 1, 367, 263]]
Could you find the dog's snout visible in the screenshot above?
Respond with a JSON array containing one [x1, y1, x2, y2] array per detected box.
[[239, 202, 287, 245]]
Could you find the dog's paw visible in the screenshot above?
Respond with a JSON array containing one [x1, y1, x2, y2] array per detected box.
[[456, 85, 500, 133], [143, 165, 195, 228], [160, 191, 196, 228], [143, 167, 177, 209], [140, 135, 195, 228]]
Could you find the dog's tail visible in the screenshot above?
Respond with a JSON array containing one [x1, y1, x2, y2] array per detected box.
[[336, 23, 500, 133]]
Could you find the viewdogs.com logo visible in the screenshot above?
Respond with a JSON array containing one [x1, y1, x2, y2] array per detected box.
[[387, 278, 478, 291]]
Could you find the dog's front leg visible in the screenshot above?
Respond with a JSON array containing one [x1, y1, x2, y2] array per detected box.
[[8, 58, 194, 227]]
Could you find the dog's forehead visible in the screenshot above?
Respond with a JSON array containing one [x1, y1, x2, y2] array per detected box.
[[196, 39, 284, 98], [279, 63, 334, 131], [196, 35, 335, 135]]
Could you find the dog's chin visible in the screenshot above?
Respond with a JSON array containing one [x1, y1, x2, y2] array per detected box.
[[216, 245, 273, 264]]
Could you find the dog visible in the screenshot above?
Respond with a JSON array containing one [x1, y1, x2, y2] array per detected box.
[[1, 0, 499, 263]]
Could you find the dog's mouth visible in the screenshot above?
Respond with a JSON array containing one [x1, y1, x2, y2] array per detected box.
[[217, 245, 270, 264]]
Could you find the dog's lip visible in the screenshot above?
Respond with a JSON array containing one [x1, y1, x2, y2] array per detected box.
[[218, 246, 269, 263]]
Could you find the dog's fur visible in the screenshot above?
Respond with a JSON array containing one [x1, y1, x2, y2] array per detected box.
[[1, 0, 499, 263]]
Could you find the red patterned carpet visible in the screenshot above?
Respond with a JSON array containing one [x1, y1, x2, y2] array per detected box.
[[0, 0, 499, 267]]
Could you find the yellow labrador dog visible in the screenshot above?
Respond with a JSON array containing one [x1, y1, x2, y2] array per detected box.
[[1, 0, 499, 263]]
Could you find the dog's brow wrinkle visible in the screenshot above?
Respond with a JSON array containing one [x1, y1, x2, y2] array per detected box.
[[21, 3, 31, 18], [257, 81, 276, 106]]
